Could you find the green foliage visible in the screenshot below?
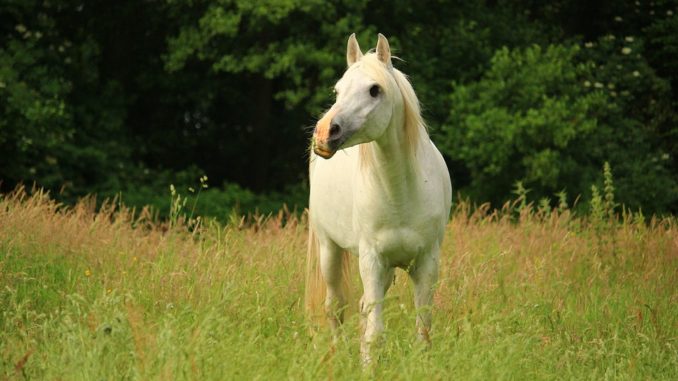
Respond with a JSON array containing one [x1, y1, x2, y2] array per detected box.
[[1, 1, 677, 214], [0, 1, 133, 196], [511, 181, 530, 212], [164, 0, 371, 114], [114, 177, 308, 223], [441, 44, 602, 202], [364, 2, 552, 125], [556, 190, 569, 213], [589, 162, 618, 226], [440, 41, 677, 214], [603, 162, 617, 219], [0, 10, 73, 188], [590, 184, 605, 224]]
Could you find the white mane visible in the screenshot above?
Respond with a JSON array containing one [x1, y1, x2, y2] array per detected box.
[[352, 53, 427, 168]]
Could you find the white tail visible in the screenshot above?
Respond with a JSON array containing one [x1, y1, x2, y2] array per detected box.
[[304, 222, 352, 325]]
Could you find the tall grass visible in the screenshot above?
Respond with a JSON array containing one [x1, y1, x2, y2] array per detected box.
[[0, 187, 676, 380]]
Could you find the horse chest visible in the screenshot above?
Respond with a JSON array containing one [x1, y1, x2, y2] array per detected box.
[[372, 227, 429, 263], [354, 206, 441, 265]]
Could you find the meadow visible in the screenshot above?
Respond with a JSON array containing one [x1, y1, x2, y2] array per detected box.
[[0, 187, 676, 380]]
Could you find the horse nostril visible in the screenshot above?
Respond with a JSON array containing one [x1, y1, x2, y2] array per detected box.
[[329, 123, 341, 138]]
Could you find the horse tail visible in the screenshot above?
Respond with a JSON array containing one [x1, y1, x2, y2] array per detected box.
[[304, 222, 324, 322], [304, 220, 352, 325]]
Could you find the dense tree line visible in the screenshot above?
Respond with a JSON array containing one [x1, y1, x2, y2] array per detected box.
[[1, 0, 676, 215]]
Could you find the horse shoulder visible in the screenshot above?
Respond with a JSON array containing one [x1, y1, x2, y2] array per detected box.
[[309, 147, 361, 250]]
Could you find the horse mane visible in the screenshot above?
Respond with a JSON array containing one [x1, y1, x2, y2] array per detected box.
[[353, 53, 427, 169]]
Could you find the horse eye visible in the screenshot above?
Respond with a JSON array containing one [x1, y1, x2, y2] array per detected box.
[[369, 85, 380, 97]]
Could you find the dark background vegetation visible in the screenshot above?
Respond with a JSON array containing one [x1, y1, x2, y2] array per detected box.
[[1, 0, 676, 217]]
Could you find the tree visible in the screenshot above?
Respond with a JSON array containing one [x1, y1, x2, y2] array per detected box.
[[0, 0, 130, 195], [162, 0, 378, 190], [439, 41, 677, 213]]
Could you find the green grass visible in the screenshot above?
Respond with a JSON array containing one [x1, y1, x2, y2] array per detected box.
[[1, 189, 676, 380]]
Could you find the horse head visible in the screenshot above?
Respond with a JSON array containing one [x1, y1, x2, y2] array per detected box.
[[313, 34, 401, 159]]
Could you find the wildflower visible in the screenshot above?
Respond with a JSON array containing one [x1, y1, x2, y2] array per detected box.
[[107, 289, 112, 294], [170, 184, 176, 196], [607, 83, 615, 89], [584, 81, 591, 87], [621, 47, 632, 55], [610, 91, 617, 97], [15, 24, 26, 33], [633, 70, 640, 77], [625, 36, 634, 42], [667, 10, 673, 16], [585, 42, 594, 48], [614, 16, 623, 22], [188, 187, 195, 193], [85, 269, 92, 277], [594, 82, 604, 88], [0, 82, 5, 89]]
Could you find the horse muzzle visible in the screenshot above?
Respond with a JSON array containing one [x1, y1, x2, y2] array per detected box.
[[313, 107, 343, 159]]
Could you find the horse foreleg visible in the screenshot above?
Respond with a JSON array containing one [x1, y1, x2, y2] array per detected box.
[[359, 266, 394, 338], [319, 241, 347, 334], [358, 253, 388, 365], [410, 251, 439, 345]]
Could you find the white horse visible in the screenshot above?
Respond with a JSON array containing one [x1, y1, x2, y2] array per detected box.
[[306, 33, 452, 363]]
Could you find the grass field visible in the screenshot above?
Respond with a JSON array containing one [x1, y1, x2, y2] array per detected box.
[[1, 188, 676, 380]]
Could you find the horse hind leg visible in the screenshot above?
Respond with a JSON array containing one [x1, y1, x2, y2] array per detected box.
[[409, 251, 440, 345], [319, 240, 347, 333]]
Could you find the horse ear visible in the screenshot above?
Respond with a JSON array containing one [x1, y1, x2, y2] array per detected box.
[[346, 33, 363, 66], [376, 33, 392, 68]]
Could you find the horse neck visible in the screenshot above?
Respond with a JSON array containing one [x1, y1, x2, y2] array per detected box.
[[360, 113, 422, 203]]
